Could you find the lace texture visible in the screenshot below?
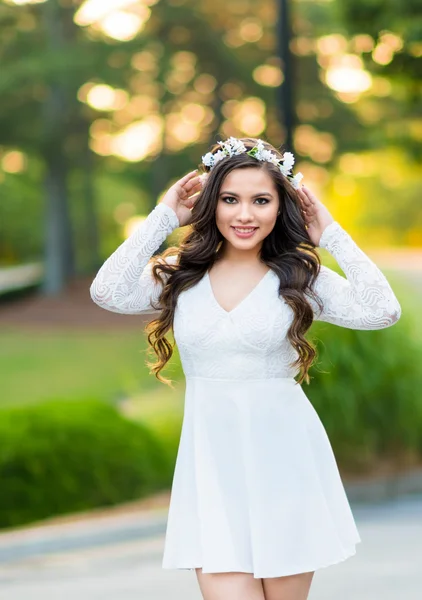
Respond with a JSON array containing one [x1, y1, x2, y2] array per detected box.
[[90, 202, 179, 314], [312, 221, 401, 328], [90, 203, 401, 378]]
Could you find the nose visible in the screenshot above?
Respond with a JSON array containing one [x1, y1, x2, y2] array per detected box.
[[236, 204, 254, 222]]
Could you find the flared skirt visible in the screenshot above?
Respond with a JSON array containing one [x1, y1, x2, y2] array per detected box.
[[162, 376, 361, 578]]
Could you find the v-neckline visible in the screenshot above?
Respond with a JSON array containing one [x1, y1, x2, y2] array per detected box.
[[206, 268, 273, 316]]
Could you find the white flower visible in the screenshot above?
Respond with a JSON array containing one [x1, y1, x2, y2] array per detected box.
[[282, 151, 295, 174], [253, 139, 266, 160], [252, 141, 280, 166], [290, 172, 304, 189], [259, 149, 277, 163], [216, 141, 232, 156], [202, 137, 301, 188], [227, 137, 247, 154], [202, 152, 214, 167], [212, 149, 227, 164]]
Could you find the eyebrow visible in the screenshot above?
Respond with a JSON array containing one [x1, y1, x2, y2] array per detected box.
[[219, 191, 273, 198]]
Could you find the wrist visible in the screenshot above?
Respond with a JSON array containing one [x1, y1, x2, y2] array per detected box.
[[318, 221, 341, 248], [156, 201, 180, 229]]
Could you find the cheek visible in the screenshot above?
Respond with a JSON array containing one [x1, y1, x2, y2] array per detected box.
[[260, 208, 279, 231], [215, 203, 231, 227]]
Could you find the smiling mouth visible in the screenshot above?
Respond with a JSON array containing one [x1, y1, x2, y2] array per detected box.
[[231, 227, 258, 232]]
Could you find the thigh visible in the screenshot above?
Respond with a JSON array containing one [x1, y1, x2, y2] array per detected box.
[[262, 571, 315, 600], [195, 568, 266, 600]]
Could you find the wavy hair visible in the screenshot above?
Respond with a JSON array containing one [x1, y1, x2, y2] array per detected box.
[[145, 137, 323, 386]]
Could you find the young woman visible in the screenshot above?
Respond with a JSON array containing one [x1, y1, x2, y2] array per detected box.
[[90, 137, 401, 600]]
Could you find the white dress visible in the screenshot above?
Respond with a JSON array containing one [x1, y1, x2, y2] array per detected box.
[[90, 201, 401, 578]]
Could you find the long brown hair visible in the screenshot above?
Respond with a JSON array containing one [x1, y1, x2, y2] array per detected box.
[[145, 137, 323, 386]]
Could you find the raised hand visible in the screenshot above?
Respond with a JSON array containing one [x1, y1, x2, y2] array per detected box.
[[297, 185, 334, 247], [160, 170, 203, 227]]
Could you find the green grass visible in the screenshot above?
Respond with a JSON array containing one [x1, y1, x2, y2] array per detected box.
[[380, 271, 421, 342], [0, 328, 182, 407]]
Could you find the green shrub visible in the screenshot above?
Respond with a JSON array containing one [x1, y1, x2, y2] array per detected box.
[[307, 308, 422, 473], [0, 399, 172, 529]]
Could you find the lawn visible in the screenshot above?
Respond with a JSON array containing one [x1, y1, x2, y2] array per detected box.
[[0, 328, 183, 407]]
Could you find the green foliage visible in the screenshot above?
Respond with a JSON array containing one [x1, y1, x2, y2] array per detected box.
[[307, 308, 422, 472], [0, 166, 44, 266], [0, 399, 172, 529], [1, 0, 421, 271], [339, 0, 422, 160]]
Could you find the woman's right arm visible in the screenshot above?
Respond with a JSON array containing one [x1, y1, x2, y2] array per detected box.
[[89, 202, 180, 314]]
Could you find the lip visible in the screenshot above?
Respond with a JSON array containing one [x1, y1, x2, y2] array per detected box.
[[231, 226, 258, 239]]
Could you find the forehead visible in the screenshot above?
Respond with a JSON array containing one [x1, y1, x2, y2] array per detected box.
[[220, 167, 277, 193]]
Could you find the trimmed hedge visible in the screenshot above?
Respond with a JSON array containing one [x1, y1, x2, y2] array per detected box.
[[307, 311, 422, 472], [0, 400, 172, 529]]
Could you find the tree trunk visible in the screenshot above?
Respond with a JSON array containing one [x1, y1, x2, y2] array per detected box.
[[83, 146, 100, 272], [43, 145, 72, 294], [41, 0, 74, 294], [277, 0, 295, 151]]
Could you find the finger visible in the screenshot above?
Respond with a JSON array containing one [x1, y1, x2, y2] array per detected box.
[[303, 199, 317, 212], [190, 181, 203, 192], [185, 191, 201, 208], [297, 187, 313, 207], [187, 184, 203, 198], [175, 177, 201, 199], [301, 199, 316, 216], [297, 191, 309, 208], [301, 185, 318, 204], [182, 174, 203, 193], [300, 201, 309, 215], [178, 170, 199, 186]]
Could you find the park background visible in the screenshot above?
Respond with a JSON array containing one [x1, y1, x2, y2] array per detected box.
[[0, 0, 422, 532]]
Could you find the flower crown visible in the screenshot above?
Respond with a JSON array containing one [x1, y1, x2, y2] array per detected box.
[[201, 137, 304, 189]]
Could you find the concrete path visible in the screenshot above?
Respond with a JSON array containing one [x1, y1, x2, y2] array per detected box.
[[0, 494, 421, 600]]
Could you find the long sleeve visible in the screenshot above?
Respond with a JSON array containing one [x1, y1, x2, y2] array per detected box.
[[90, 202, 180, 314], [308, 221, 402, 329]]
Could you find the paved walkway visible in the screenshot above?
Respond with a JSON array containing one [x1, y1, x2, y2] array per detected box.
[[0, 494, 421, 599]]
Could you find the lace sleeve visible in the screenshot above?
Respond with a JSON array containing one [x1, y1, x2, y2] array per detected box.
[[89, 202, 180, 314], [307, 221, 402, 329]]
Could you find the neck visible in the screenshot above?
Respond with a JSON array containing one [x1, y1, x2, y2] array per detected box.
[[217, 240, 264, 265]]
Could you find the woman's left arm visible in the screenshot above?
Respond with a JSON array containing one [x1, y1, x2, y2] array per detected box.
[[310, 221, 402, 329], [298, 185, 402, 330]]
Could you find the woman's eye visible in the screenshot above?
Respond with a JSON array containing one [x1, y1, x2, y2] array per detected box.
[[222, 197, 269, 205]]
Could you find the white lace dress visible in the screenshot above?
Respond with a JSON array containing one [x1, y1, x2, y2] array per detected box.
[[90, 201, 401, 578]]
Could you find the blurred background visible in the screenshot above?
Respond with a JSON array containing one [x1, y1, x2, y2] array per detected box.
[[0, 0, 421, 597]]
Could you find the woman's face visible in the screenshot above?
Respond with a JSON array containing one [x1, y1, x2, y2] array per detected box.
[[215, 167, 279, 253]]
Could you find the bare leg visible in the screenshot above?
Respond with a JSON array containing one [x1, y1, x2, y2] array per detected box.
[[262, 571, 315, 600], [195, 568, 266, 600]]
